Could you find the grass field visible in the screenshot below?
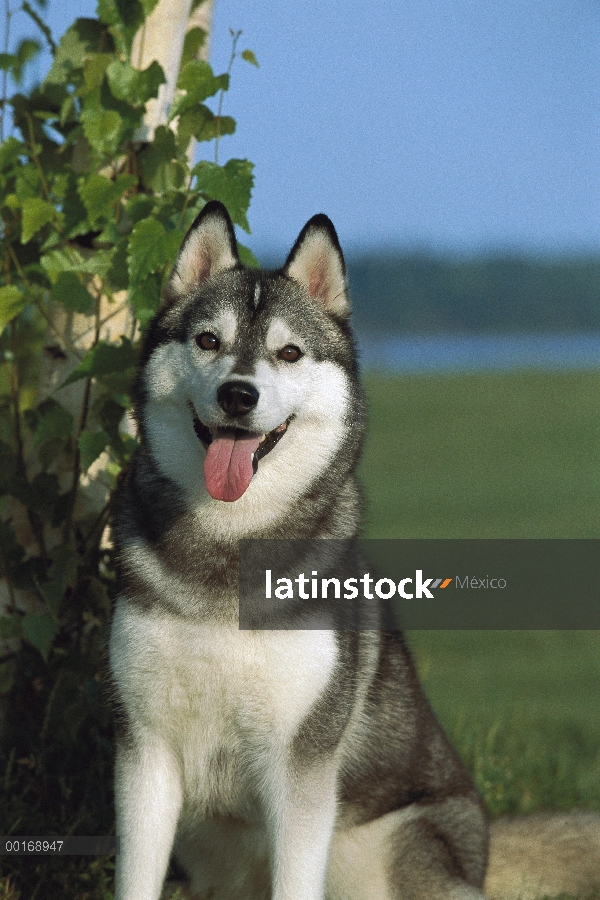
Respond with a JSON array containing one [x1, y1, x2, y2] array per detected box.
[[360, 371, 600, 817], [360, 371, 600, 538]]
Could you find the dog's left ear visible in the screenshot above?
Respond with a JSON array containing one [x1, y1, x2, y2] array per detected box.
[[283, 215, 350, 318], [166, 200, 239, 298]]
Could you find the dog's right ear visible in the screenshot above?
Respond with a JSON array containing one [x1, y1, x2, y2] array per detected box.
[[166, 201, 239, 297]]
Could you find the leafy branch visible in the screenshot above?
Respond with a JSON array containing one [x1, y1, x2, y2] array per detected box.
[[0, 3, 259, 895]]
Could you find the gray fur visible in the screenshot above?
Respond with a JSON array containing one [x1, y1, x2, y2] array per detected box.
[[110, 201, 489, 900]]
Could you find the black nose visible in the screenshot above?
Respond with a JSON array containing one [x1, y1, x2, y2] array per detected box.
[[217, 381, 260, 417]]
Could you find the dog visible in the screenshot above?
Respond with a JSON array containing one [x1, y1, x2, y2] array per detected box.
[[108, 201, 599, 900]]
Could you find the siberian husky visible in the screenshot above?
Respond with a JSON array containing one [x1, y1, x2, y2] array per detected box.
[[109, 202, 600, 900]]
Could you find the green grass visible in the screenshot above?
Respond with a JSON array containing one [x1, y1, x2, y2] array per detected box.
[[359, 371, 600, 816], [360, 371, 600, 538], [407, 630, 600, 816]]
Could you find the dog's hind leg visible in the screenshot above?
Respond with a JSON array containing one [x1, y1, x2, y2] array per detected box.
[[114, 732, 183, 900], [327, 796, 488, 900]]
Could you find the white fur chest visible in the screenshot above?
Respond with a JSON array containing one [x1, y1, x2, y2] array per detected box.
[[110, 599, 338, 807]]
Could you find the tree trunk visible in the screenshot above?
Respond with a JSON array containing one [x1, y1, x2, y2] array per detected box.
[[133, 0, 214, 144]]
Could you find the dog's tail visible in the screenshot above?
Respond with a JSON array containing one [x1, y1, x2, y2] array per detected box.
[[485, 810, 600, 899]]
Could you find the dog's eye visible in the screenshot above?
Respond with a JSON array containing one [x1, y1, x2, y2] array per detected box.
[[196, 332, 220, 351], [278, 345, 302, 363]]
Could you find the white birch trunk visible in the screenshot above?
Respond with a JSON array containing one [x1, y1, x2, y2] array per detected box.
[[131, 0, 194, 142], [132, 0, 214, 150]]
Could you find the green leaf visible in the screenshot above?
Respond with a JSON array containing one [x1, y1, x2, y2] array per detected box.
[[128, 274, 161, 329], [192, 158, 254, 232], [97, 0, 142, 29], [32, 403, 74, 448], [46, 18, 107, 85], [170, 60, 228, 120], [241, 49, 259, 68], [106, 59, 165, 105], [62, 172, 90, 237], [80, 105, 122, 156], [0, 285, 27, 333], [96, 220, 122, 245], [97, 0, 144, 56], [0, 615, 21, 639], [0, 136, 24, 171], [13, 38, 41, 84], [41, 246, 87, 282], [60, 94, 77, 127], [41, 245, 117, 285], [51, 271, 93, 314], [124, 194, 154, 224], [22, 612, 59, 661], [138, 126, 185, 193], [140, 0, 161, 15], [177, 59, 227, 96], [0, 53, 16, 73], [20, 197, 57, 243], [237, 243, 259, 269], [128, 218, 182, 284], [135, 60, 166, 103], [181, 26, 206, 67], [78, 172, 137, 224], [15, 163, 42, 200], [61, 337, 136, 387], [78, 430, 110, 472], [16, 38, 40, 64], [36, 542, 78, 615], [3, 193, 20, 210], [128, 218, 166, 282], [106, 237, 129, 290], [178, 106, 235, 149], [83, 53, 112, 91]]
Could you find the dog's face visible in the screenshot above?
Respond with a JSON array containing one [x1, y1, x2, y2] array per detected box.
[[137, 203, 361, 507]]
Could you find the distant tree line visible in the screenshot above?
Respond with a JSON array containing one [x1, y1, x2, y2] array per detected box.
[[345, 254, 600, 333]]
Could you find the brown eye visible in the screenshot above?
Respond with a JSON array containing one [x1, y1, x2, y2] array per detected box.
[[196, 332, 220, 351], [278, 345, 302, 363]]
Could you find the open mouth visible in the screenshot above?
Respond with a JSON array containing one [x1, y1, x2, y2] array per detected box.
[[190, 405, 292, 502]]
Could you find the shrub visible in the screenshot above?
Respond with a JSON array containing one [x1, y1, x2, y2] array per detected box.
[[0, 3, 257, 895]]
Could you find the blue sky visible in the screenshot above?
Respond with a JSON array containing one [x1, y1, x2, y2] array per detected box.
[[9, 0, 600, 259]]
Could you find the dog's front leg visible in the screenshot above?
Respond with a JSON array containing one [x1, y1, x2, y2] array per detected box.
[[114, 732, 183, 900], [267, 762, 338, 900]]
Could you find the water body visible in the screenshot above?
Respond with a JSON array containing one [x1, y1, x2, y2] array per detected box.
[[358, 333, 600, 373]]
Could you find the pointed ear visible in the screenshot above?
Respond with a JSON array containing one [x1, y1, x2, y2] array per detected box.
[[283, 214, 350, 317], [167, 200, 239, 296]]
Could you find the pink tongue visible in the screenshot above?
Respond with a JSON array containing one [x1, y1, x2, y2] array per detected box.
[[204, 431, 262, 502]]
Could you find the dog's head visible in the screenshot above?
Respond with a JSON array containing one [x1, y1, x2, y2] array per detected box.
[[136, 202, 362, 505]]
